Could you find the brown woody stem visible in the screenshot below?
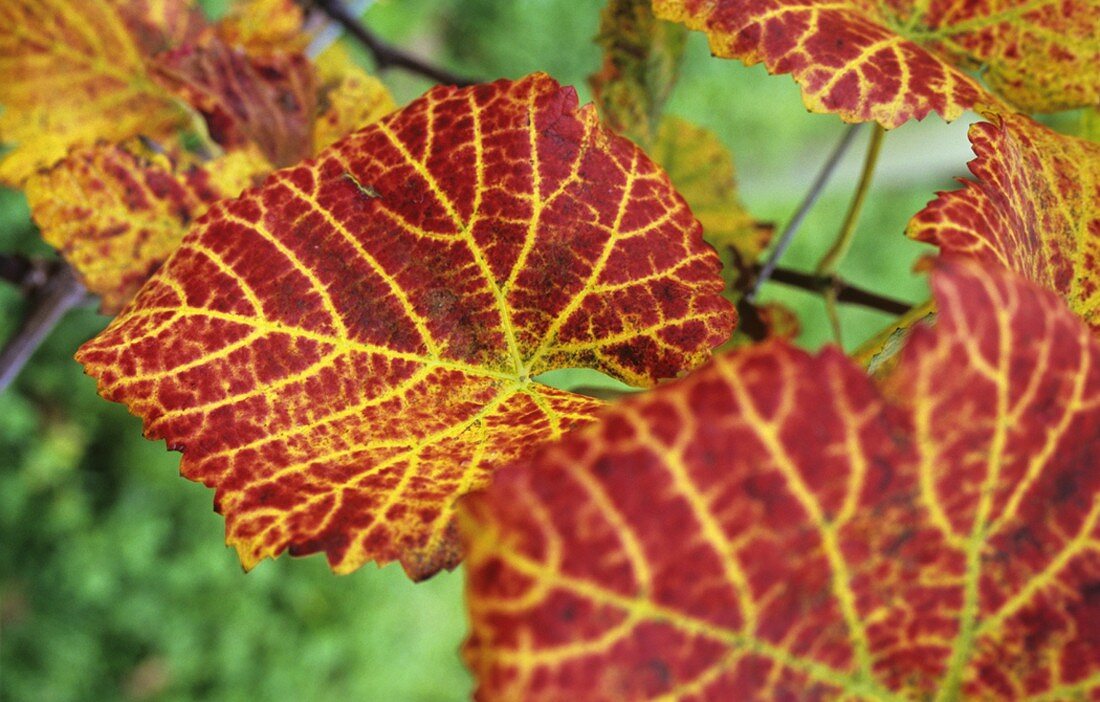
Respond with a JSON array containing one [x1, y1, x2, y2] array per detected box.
[[0, 252, 55, 292], [311, 0, 479, 87], [765, 266, 913, 316], [0, 262, 88, 392]]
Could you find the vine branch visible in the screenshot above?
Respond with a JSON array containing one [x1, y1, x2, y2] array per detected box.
[[0, 261, 88, 392], [310, 0, 478, 86], [766, 266, 912, 316], [0, 252, 56, 293]]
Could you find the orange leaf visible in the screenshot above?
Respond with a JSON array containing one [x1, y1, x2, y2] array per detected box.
[[217, 0, 310, 56], [154, 36, 318, 167], [462, 257, 1100, 699], [0, 0, 194, 185], [24, 142, 269, 313], [77, 74, 734, 580], [653, 0, 1098, 127], [909, 114, 1100, 333]]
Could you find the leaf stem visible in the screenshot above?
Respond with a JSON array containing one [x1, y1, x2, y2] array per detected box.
[[814, 124, 885, 277], [310, 0, 479, 87], [0, 262, 88, 392], [747, 123, 864, 302], [814, 124, 886, 344]]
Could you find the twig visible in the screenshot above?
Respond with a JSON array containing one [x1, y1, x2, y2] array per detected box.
[[766, 266, 912, 316], [311, 0, 479, 86], [0, 252, 56, 293], [747, 123, 864, 302], [0, 262, 88, 392]]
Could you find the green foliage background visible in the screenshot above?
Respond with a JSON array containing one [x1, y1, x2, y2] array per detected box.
[[1, 1, 976, 699]]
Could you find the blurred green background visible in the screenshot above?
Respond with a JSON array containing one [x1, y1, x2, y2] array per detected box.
[[1, 0, 989, 699]]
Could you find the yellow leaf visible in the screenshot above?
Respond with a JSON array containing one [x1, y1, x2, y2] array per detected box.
[[26, 142, 268, 312], [0, 0, 192, 185], [312, 44, 397, 152]]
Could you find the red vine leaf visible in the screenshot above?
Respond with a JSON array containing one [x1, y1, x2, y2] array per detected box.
[[0, 0, 194, 185], [653, 0, 1098, 127], [909, 114, 1100, 333], [462, 257, 1100, 699], [77, 74, 734, 580], [155, 36, 318, 167], [24, 142, 269, 313]]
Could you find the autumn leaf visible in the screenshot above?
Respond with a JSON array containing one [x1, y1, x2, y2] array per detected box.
[[217, 0, 310, 56], [312, 44, 397, 153], [17, 30, 392, 314], [589, 3, 772, 305], [154, 36, 318, 168], [909, 113, 1100, 333], [116, 0, 206, 54], [653, 0, 1099, 127], [77, 74, 734, 580], [0, 0, 194, 185], [24, 142, 269, 313], [591, 0, 687, 146], [462, 257, 1100, 700], [646, 117, 774, 296]]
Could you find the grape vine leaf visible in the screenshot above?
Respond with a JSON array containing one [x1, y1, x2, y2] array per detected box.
[[591, 0, 687, 147], [645, 116, 774, 298], [909, 114, 1100, 333], [24, 142, 269, 313], [155, 36, 318, 168], [653, 0, 1099, 127], [0, 0, 194, 185], [77, 74, 735, 580], [312, 45, 397, 153], [217, 0, 310, 56], [462, 257, 1100, 700], [19, 39, 393, 314]]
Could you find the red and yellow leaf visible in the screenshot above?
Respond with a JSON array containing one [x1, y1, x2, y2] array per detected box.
[[462, 257, 1100, 700], [24, 142, 268, 313], [653, 0, 1099, 127], [909, 113, 1100, 332], [155, 36, 317, 167], [646, 116, 774, 293], [0, 0, 193, 185], [76, 74, 734, 580], [589, 2, 772, 301]]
